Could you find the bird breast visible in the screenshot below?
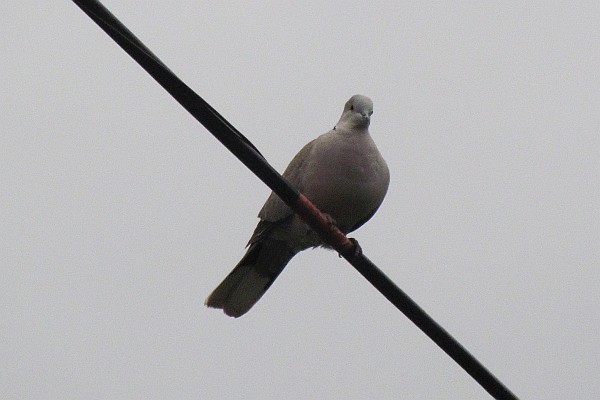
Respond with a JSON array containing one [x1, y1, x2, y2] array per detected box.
[[300, 132, 389, 232]]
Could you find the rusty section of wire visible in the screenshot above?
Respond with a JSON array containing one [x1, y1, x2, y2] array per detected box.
[[71, 1, 519, 399]]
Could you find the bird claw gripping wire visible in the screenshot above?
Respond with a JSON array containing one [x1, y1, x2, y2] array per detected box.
[[338, 238, 362, 260], [347, 238, 363, 259]]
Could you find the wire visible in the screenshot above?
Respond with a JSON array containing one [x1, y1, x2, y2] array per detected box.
[[71, 1, 519, 399]]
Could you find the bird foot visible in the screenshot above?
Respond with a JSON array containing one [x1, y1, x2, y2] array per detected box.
[[338, 238, 363, 259], [348, 238, 363, 258]]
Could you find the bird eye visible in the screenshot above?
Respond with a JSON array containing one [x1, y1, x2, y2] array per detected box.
[[350, 105, 354, 111]]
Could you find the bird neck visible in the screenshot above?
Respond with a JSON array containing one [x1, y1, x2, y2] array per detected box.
[[334, 121, 370, 135]]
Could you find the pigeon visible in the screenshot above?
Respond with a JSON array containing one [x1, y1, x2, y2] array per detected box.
[[205, 94, 389, 317]]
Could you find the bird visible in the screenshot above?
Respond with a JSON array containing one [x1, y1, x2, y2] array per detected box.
[[205, 94, 390, 317]]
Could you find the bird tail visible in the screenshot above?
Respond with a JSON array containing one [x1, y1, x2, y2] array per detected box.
[[205, 239, 296, 317]]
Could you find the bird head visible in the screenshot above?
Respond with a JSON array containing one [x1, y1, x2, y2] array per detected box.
[[335, 94, 373, 131]]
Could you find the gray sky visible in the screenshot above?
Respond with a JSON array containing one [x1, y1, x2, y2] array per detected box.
[[2, 1, 599, 399]]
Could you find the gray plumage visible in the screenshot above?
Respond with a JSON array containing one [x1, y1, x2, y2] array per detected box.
[[205, 95, 390, 317]]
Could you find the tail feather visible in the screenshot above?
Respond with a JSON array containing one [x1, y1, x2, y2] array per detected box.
[[205, 240, 296, 317]]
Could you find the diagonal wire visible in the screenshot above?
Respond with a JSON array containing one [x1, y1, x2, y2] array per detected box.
[[71, 1, 519, 399]]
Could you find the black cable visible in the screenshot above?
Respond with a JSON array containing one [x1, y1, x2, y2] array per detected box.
[[71, 0, 296, 203], [71, 1, 519, 399]]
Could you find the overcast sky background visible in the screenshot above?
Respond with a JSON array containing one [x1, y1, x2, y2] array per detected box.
[[2, 2, 599, 399]]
